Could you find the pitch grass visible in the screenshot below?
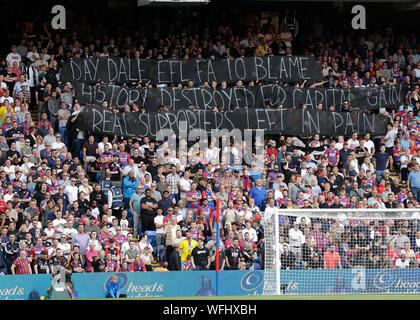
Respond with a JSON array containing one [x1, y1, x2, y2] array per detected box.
[[126, 294, 420, 300]]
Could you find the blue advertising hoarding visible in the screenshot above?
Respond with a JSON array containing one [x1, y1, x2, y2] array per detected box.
[[0, 269, 418, 299]]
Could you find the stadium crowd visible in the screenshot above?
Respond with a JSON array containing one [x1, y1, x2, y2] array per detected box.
[[0, 5, 420, 280]]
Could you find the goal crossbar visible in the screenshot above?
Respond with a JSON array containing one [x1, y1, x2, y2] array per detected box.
[[269, 208, 420, 220]]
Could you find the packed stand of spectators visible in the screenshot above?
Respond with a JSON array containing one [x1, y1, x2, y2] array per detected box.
[[1, 5, 420, 276]]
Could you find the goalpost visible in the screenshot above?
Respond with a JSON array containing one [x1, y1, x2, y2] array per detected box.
[[263, 209, 420, 296]]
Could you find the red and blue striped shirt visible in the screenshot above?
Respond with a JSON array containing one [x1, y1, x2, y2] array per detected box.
[[31, 245, 46, 258], [119, 266, 130, 272], [367, 178, 376, 187], [130, 262, 146, 272], [106, 261, 118, 272], [196, 205, 212, 218], [339, 196, 350, 207], [100, 153, 112, 169], [36, 120, 52, 128], [2, 124, 12, 136], [397, 192, 408, 204], [201, 190, 215, 209], [114, 234, 126, 248], [186, 190, 201, 209], [325, 147, 339, 165], [296, 199, 304, 207], [98, 233, 109, 247], [118, 152, 131, 167]]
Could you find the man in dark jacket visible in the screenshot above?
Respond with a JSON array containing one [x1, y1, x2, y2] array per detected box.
[[0, 244, 7, 274], [168, 244, 181, 271], [280, 245, 296, 269], [5, 234, 20, 273]]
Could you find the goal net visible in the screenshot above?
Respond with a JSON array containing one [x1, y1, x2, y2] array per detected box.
[[262, 209, 420, 296]]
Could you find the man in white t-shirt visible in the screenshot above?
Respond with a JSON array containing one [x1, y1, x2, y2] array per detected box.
[[44, 221, 56, 244], [363, 133, 375, 156], [98, 136, 112, 153], [0, 90, 14, 104], [154, 208, 165, 255], [58, 236, 72, 257], [347, 132, 360, 150], [205, 143, 220, 163], [401, 242, 416, 263], [0, 75, 7, 91], [3, 160, 15, 177], [52, 211, 67, 239], [395, 252, 410, 268], [41, 48, 51, 62], [6, 45, 21, 67], [26, 46, 40, 63], [335, 136, 345, 150], [241, 221, 258, 242], [52, 134, 65, 150], [384, 124, 397, 149], [178, 171, 192, 201], [289, 221, 305, 261], [400, 149, 411, 176], [264, 198, 279, 219], [64, 178, 79, 204], [62, 217, 78, 238], [414, 62, 420, 78]]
